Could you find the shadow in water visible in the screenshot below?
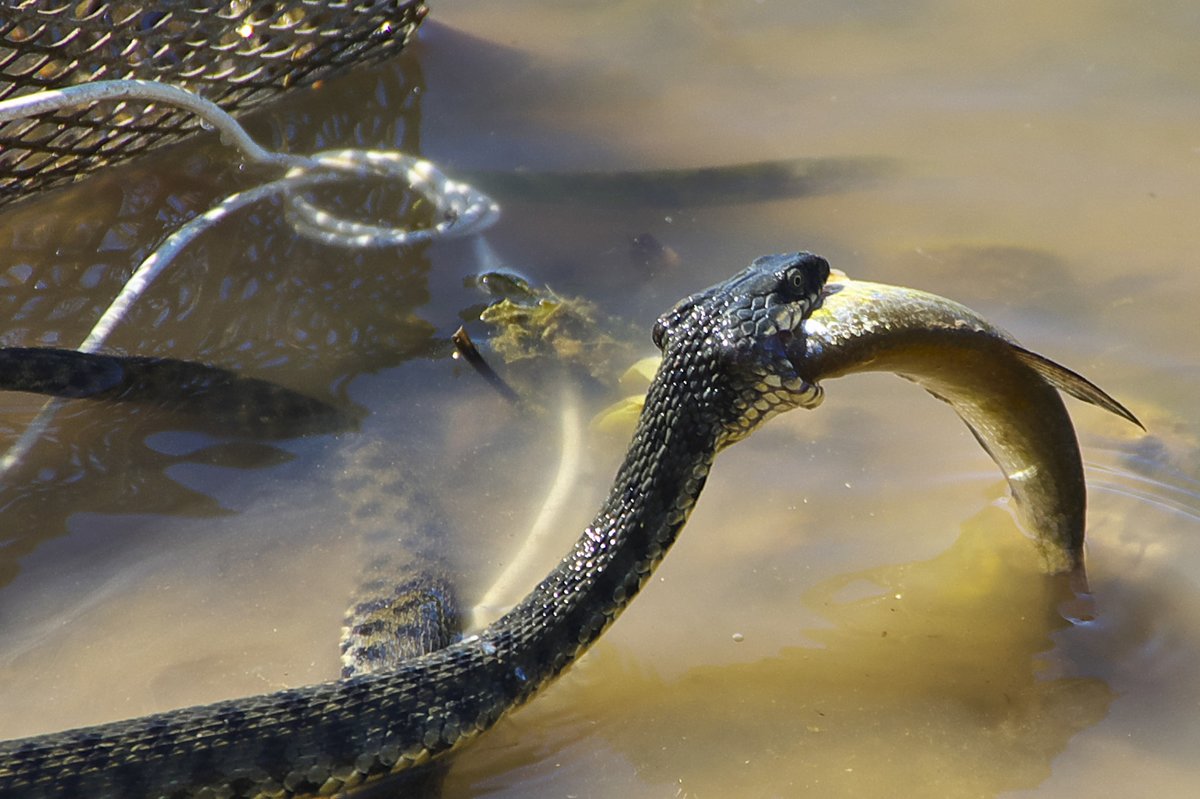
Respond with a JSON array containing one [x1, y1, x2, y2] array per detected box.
[[450, 507, 1114, 798]]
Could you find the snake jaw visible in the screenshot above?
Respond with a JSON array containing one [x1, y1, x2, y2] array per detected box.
[[672, 252, 830, 448], [653, 251, 829, 352]]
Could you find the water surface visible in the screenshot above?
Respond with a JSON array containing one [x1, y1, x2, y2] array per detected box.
[[0, 2, 1197, 797]]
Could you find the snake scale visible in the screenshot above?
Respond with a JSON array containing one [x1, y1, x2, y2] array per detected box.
[[0, 252, 833, 797]]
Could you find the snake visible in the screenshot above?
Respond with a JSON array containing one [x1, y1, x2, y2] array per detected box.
[[0, 347, 354, 440], [0, 252, 1139, 797]]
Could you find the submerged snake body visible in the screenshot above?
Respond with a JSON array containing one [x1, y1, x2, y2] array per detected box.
[[0, 253, 832, 798]]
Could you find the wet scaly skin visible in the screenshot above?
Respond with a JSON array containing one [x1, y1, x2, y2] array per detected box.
[[0, 256, 1141, 796]]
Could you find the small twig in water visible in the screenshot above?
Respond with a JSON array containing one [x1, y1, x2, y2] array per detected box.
[[452, 326, 520, 404]]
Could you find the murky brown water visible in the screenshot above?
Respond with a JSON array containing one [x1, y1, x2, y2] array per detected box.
[[1, 1, 1198, 796]]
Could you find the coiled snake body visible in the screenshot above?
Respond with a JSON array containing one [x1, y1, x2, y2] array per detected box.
[[0, 253, 832, 798]]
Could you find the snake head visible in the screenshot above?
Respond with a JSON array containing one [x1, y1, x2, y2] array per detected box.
[[653, 252, 828, 349], [652, 252, 831, 447]]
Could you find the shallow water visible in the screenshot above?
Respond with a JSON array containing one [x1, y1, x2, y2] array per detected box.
[[1, 1, 1198, 796]]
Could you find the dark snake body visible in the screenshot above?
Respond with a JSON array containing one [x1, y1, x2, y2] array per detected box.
[[0, 253, 832, 797], [0, 347, 353, 440]]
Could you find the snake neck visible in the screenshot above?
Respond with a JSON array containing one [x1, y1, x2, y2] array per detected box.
[[478, 324, 732, 687], [0, 254, 833, 798]]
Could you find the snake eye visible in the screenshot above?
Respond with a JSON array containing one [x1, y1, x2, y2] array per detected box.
[[783, 267, 814, 300], [780, 254, 831, 303]]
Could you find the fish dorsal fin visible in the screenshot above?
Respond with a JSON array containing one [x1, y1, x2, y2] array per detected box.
[[1010, 344, 1144, 430]]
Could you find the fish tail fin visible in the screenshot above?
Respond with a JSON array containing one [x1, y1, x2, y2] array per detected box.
[[1011, 345, 1144, 430]]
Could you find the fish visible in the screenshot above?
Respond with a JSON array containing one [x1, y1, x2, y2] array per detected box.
[[795, 273, 1142, 575]]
